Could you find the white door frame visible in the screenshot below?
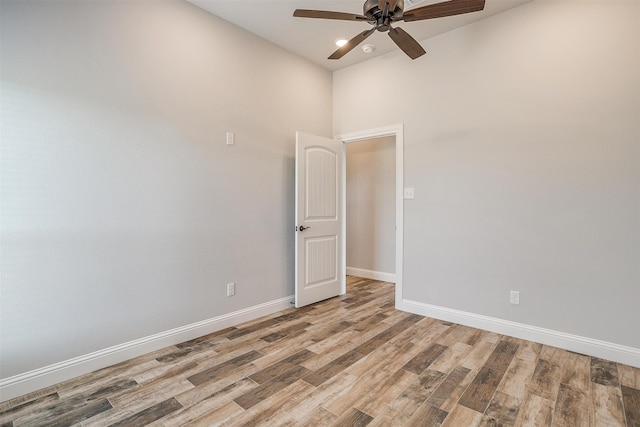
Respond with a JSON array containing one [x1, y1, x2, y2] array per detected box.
[[335, 124, 404, 306]]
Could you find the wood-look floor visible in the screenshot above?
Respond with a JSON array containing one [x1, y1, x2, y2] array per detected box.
[[1, 277, 639, 426]]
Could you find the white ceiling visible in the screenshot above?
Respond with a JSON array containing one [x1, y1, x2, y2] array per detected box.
[[188, 0, 532, 71]]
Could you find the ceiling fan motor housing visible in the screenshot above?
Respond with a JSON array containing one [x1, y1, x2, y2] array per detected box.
[[364, 0, 404, 31]]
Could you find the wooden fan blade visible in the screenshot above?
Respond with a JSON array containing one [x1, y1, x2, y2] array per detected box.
[[402, 0, 485, 22], [328, 28, 376, 60], [388, 27, 426, 59], [293, 9, 367, 21]]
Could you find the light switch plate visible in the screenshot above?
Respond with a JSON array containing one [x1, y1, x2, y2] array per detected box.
[[510, 290, 520, 305], [227, 282, 235, 297]]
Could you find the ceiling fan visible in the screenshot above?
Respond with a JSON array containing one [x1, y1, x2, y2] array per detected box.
[[293, 0, 485, 60]]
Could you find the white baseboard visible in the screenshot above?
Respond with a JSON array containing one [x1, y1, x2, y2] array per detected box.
[[346, 267, 395, 283], [398, 298, 640, 368], [0, 296, 294, 403]]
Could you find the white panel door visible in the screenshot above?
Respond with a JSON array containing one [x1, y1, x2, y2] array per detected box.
[[295, 131, 343, 308]]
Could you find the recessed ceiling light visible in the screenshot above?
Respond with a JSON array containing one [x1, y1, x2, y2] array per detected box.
[[362, 44, 375, 53], [336, 39, 348, 47]]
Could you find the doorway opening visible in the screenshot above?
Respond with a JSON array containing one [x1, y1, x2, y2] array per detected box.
[[336, 124, 404, 307], [345, 136, 396, 283]]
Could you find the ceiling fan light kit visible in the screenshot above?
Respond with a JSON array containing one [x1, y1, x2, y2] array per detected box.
[[293, 0, 485, 60]]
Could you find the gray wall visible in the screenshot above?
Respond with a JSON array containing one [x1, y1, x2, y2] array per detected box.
[[0, 0, 332, 378], [334, 0, 640, 348], [346, 137, 396, 275]]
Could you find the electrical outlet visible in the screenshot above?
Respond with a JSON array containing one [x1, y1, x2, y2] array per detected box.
[[403, 187, 415, 199], [227, 282, 235, 297], [510, 290, 520, 305]]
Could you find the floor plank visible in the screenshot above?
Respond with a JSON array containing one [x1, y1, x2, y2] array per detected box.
[[405, 403, 448, 427], [154, 378, 257, 426], [479, 390, 521, 426], [551, 383, 590, 427], [591, 382, 626, 427], [426, 365, 472, 411], [513, 393, 553, 427], [618, 363, 640, 389], [621, 385, 640, 427], [458, 340, 518, 413], [186, 350, 263, 387], [109, 398, 182, 427], [233, 365, 311, 410], [591, 357, 621, 387], [496, 356, 537, 400], [378, 369, 448, 425], [441, 404, 483, 427], [225, 380, 314, 427], [402, 344, 448, 375], [332, 407, 373, 427], [528, 358, 562, 401]]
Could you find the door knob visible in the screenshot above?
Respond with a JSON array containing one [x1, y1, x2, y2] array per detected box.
[[299, 225, 311, 231]]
